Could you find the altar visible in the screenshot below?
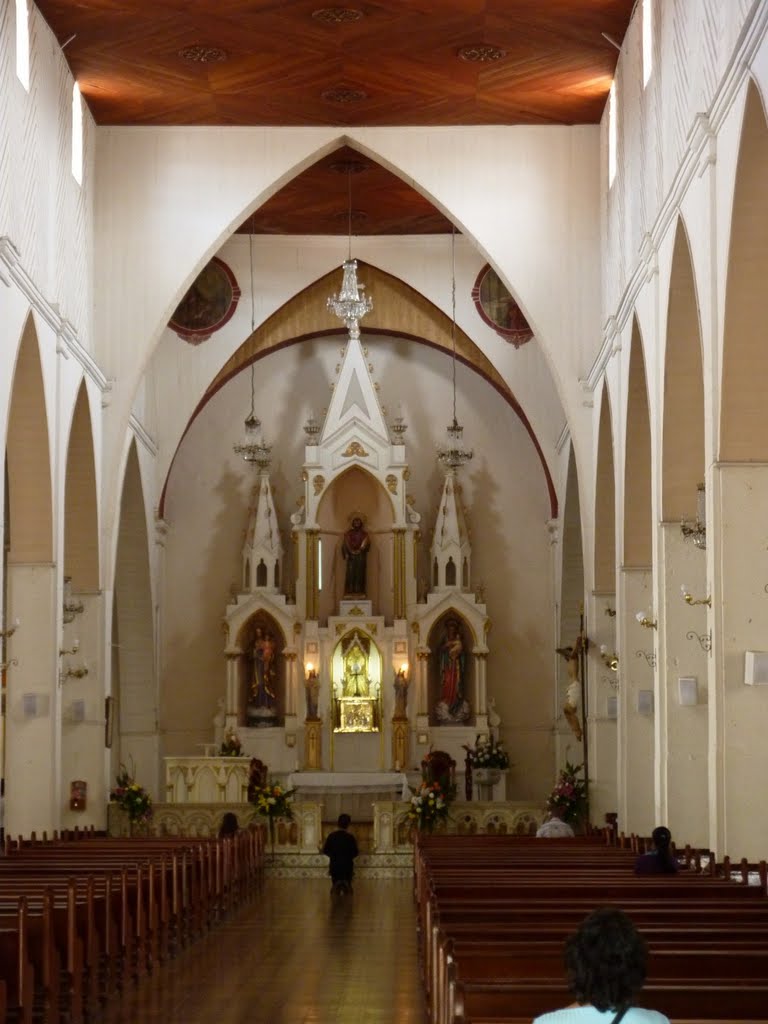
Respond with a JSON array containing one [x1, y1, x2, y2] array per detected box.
[[288, 770, 412, 822]]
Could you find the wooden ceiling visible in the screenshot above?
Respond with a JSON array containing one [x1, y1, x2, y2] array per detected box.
[[37, 1, 633, 235], [37, 1, 632, 128]]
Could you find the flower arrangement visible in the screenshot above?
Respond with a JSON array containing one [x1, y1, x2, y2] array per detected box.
[[407, 780, 452, 833], [249, 780, 296, 823], [547, 760, 588, 824], [110, 763, 152, 824], [466, 735, 510, 770], [219, 727, 242, 757]]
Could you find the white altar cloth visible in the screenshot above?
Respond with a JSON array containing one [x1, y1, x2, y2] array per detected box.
[[288, 771, 412, 821]]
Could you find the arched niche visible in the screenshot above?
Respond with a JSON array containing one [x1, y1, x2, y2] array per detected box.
[[6, 314, 53, 564], [113, 441, 155, 782], [720, 80, 768, 461], [623, 321, 652, 568], [315, 465, 394, 621], [331, 628, 383, 733], [64, 381, 100, 591], [236, 610, 286, 727], [561, 446, 584, 645], [427, 610, 474, 726], [594, 383, 616, 592], [662, 220, 704, 520]]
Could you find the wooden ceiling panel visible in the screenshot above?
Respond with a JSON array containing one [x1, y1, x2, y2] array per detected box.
[[37, 1, 633, 127]]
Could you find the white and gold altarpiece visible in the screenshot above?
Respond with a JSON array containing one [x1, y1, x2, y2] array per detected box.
[[165, 261, 497, 816]]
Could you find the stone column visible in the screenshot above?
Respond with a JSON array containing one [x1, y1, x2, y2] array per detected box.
[[392, 529, 407, 619], [657, 522, 709, 847], [618, 567, 656, 834], [305, 531, 319, 621], [224, 651, 241, 717]]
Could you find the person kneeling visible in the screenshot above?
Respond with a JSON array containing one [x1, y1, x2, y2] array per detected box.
[[322, 813, 359, 895]]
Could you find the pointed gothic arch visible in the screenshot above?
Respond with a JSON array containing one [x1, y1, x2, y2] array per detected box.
[[594, 384, 616, 591], [720, 79, 768, 461], [64, 381, 100, 590], [662, 220, 705, 519], [623, 321, 653, 568]]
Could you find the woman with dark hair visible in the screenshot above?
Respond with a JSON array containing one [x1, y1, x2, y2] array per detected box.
[[533, 908, 670, 1023], [634, 826, 678, 875], [218, 812, 239, 838]]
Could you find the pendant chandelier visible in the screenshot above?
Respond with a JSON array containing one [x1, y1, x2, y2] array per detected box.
[[327, 167, 372, 338], [437, 228, 473, 470], [233, 218, 272, 469]]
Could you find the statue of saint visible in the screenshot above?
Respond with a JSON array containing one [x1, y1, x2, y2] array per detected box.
[[439, 619, 465, 714], [393, 670, 409, 719], [342, 517, 370, 596], [305, 670, 320, 720], [251, 627, 277, 708]]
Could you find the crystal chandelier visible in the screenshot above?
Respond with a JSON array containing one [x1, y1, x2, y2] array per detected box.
[[233, 220, 272, 469], [437, 228, 473, 470], [326, 169, 372, 339]]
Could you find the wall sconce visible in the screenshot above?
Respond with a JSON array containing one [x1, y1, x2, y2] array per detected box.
[[305, 661, 315, 678], [680, 585, 711, 608], [62, 577, 84, 624], [0, 656, 18, 672], [680, 483, 707, 550], [599, 645, 619, 671], [604, 607, 617, 618], [635, 649, 657, 668], [0, 617, 20, 639], [398, 661, 409, 678], [686, 629, 712, 653], [60, 664, 89, 685], [635, 612, 657, 630], [60, 639, 80, 657]]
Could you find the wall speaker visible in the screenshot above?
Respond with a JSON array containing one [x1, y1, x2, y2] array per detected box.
[[744, 651, 768, 685], [678, 676, 698, 706], [637, 689, 654, 714], [22, 693, 50, 718], [70, 699, 86, 723], [607, 695, 618, 720]]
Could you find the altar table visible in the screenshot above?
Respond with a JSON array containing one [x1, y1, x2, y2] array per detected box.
[[287, 771, 412, 822]]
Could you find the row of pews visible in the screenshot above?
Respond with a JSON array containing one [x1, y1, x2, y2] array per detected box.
[[414, 831, 768, 1024], [0, 825, 264, 1024]]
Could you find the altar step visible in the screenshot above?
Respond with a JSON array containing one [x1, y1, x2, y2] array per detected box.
[[266, 849, 413, 879]]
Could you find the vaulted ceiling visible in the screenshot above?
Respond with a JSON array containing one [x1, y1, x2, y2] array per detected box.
[[37, 1, 633, 233]]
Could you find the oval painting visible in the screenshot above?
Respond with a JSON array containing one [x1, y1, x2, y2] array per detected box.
[[471, 265, 533, 348], [169, 257, 241, 344]]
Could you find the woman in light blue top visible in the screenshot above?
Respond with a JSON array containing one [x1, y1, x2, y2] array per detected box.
[[533, 908, 670, 1024]]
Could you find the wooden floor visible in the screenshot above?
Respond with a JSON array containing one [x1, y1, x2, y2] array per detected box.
[[102, 876, 427, 1023]]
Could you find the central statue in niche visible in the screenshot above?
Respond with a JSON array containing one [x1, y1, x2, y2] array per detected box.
[[342, 516, 370, 597]]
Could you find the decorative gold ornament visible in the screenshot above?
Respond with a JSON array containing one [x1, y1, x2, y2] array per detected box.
[[386, 474, 398, 494], [313, 474, 325, 495], [342, 440, 369, 458], [403, 467, 411, 480]]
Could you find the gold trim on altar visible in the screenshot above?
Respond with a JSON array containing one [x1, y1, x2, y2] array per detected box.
[[335, 696, 380, 733]]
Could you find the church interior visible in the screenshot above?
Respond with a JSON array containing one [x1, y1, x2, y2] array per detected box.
[[2, 0, 768, 1019]]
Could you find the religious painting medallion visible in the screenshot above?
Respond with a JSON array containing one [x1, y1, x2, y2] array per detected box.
[[169, 257, 240, 344], [471, 264, 533, 348]]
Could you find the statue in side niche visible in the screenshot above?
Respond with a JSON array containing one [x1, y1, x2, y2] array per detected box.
[[342, 517, 370, 596]]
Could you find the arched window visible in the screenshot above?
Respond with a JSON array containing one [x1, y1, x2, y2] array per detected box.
[[72, 83, 84, 184], [445, 557, 456, 586], [16, 0, 29, 91], [256, 559, 267, 587]]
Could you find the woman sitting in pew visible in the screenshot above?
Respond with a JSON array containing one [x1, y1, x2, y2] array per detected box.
[[634, 827, 678, 875], [533, 907, 670, 1024]]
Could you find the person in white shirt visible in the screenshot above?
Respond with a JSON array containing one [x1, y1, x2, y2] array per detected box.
[[536, 807, 575, 838]]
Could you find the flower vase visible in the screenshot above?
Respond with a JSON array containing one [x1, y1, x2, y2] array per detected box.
[[474, 767, 501, 801], [268, 817, 276, 860]]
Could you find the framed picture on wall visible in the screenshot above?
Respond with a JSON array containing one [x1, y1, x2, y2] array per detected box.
[[104, 696, 114, 749]]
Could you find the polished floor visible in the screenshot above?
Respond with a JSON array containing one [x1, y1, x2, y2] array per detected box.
[[102, 876, 427, 1024]]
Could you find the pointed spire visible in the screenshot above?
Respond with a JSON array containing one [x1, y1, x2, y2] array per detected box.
[[243, 470, 283, 593], [431, 469, 471, 591]]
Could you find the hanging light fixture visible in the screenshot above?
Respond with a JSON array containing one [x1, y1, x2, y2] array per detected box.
[[437, 228, 473, 470], [327, 168, 372, 339], [234, 218, 272, 469]]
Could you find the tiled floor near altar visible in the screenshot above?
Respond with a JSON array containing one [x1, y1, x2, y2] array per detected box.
[[102, 876, 427, 1024]]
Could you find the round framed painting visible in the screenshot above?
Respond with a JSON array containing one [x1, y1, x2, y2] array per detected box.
[[471, 264, 533, 348], [169, 257, 241, 344]]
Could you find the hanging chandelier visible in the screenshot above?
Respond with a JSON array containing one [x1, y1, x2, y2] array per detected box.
[[233, 219, 272, 469], [327, 168, 372, 339], [437, 228, 473, 470]]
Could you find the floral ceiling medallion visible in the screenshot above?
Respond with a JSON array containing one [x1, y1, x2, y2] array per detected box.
[[458, 44, 507, 63], [471, 264, 533, 348], [322, 86, 368, 104], [178, 45, 229, 63], [312, 8, 364, 24], [169, 257, 240, 345]]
